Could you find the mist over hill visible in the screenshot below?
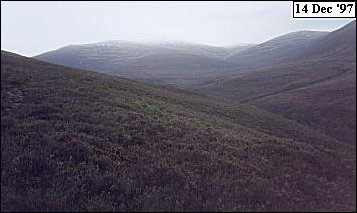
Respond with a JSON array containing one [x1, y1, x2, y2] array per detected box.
[[35, 41, 248, 87], [2, 8, 356, 212]]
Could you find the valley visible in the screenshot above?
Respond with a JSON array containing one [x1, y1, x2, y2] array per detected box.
[[35, 20, 357, 145], [1, 3, 355, 210]]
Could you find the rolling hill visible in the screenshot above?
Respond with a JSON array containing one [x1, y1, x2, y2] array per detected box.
[[35, 31, 330, 88], [35, 41, 247, 87], [251, 69, 356, 145], [35, 28, 342, 90], [1, 51, 355, 211], [199, 20, 356, 144]]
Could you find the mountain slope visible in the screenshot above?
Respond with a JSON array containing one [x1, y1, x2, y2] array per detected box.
[[199, 20, 356, 144], [35, 31, 328, 88], [34, 41, 240, 87], [226, 30, 328, 70], [251, 70, 356, 144], [298, 20, 356, 59], [1, 51, 355, 211]]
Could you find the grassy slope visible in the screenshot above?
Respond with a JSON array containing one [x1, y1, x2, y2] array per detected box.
[[1, 51, 356, 211], [200, 51, 355, 103], [251, 69, 356, 145], [203, 55, 356, 144], [198, 21, 356, 144]]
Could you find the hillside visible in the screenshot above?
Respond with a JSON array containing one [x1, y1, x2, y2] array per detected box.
[[298, 20, 356, 59], [226, 30, 328, 70], [199, 20, 356, 144], [1, 51, 356, 211], [34, 41, 242, 87], [251, 69, 356, 144]]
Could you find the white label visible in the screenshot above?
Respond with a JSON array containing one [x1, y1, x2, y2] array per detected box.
[[293, 2, 355, 18]]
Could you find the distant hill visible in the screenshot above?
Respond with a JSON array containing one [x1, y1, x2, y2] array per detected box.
[[199, 20, 356, 144], [2, 51, 355, 211], [35, 41, 244, 87], [34, 29, 334, 88], [226, 30, 328, 70], [298, 20, 356, 59]]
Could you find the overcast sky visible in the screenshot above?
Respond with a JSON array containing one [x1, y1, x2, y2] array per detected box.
[[1, 1, 354, 56]]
